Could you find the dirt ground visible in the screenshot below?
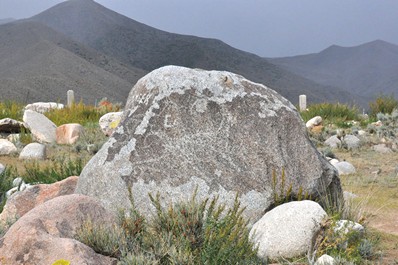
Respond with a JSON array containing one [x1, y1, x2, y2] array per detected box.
[[335, 148, 398, 264]]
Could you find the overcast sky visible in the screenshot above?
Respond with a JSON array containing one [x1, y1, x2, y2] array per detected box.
[[1, 0, 398, 57]]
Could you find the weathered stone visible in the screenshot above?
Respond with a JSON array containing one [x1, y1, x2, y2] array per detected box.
[[23, 110, 56, 143], [99, 111, 123, 136], [315, 254, 336, 265], [249, 200, 327, 260], [0, 118, 26, 134], [324, 135, 341, 148], [306, 116, 322, 129], [24, 102, 64, 113], [334, 220, 365, 235], [0, 139, 17, 155], [334, 161, 356, 175], [56, 123, 84, 145], [343, 134, 361, 150], [0, 194, 117, 265], [19, 142, 46, 160], [0, 176, 78, 226], [76, 66, 342, 222], [372, 144, 393, 154]]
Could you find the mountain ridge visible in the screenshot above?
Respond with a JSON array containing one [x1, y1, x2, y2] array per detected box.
[[269, 40, 398, 99], [28, 0, 361, 106]]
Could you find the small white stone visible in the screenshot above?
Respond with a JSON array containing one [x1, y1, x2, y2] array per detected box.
[[315, 254, 336, 265]]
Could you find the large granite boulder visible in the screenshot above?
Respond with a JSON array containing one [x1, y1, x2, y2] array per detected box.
[[0, 139, 17, 155], [19, 142, 46, 160], [76, 66, 342, 222], [56, 123, 84, 145], [23, 110, 57, 143], [0, 194, 116, 265]]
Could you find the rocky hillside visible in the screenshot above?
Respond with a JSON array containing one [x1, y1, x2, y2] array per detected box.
[[28, 0, 358, 105], [269, 40, 398, 100]]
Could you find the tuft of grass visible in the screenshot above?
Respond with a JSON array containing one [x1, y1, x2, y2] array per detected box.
[[0, 100, 24, 120], [369, 94, 398, 118], [76, 192, 264, 264], [300, 103, 359, 126], [0, 166, 17, 212]]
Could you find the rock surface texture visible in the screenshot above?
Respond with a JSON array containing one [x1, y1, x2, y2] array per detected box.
[[0, 176, 78, 225], [0, 139, 17, 155], [19, 142, 46, 160], [24, 102, 64, 113], [0, 118, 25, 134], [23, 110, 57, 143], [76, 66, 342, 222], [99, 111, 123, 136], [0, 194, 117, 265], [249, 200, 327, 260], [56, 123, 84, 144]]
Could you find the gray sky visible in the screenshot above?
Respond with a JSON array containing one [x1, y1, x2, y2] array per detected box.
[[1, 0, 398, 57]]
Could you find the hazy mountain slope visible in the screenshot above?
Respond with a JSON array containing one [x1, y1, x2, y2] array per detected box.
[[0, 18, 15, 25], [30, 0, 360, 105], [0, 21, 145, 104], [269, 40, 398, 98]]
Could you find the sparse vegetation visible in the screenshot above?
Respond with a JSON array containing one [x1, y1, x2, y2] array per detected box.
[[369, 94, 398, 118], [300, 103, 360, 128], [76, 192, 264, 264], [0, 100, 24, 120]]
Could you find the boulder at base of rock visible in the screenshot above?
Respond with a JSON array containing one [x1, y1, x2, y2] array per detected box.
[[0, 176, 78, 226], [306, 116, 322, 129], [372, 144, 393, 154], [19, 142, 46, 160], [0, 194, 117, 265], [99, 111, 123, 136], [23, 110, 56, 143], [334, 161, 356, 175], [249, 200, 327, 260], [0, 118, 26, 134], [325, 135, 341, 148], [25, 102, 64, 113], [0, 139, 17, 155], [76, 66, 341, 223], [343, 135, 361, 150], [56, 123, 84, 145]]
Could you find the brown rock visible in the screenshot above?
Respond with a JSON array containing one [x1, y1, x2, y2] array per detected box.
[[0, 176, 78, 226], [0, 194, 117, 265], [56, 123, 84, 145], [0, 118, 26, 134]]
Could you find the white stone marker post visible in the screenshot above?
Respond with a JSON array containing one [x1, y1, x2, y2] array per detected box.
[[67, 90, 75, 108], [299, 95, 307, 112]]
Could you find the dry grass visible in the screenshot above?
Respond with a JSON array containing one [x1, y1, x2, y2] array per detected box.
[[334, 148, 398, 262]]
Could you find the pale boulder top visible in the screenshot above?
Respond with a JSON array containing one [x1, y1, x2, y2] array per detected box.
[[25, 102, 64, 114], [126, 65, 297, 135]]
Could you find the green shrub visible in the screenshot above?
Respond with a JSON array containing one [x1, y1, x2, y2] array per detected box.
[[76, 192, 264, 264], [300, 103, 359, 125], [0, 100, 24, 120], [0, 166, 16, 212], [369, 94, 398, 117]]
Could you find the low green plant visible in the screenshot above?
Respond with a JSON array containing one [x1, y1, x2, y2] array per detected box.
[[0, 100, 24, 120], [369, 94, 398, 118], [76, 192, 264, 264], [300, 103, 359, 125], [21, 157, 84, 184], [0, 166, 16, 212]]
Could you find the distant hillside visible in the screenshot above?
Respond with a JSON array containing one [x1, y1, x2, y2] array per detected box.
[[30, 0, 360, 105], [0, 21, 146, 104], [0, 18, 15, 25], [269, 40, 398, 100]]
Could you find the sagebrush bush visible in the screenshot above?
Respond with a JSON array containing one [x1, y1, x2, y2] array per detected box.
[[76, 192, 264, 264], [369, 94, 398, 117]]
